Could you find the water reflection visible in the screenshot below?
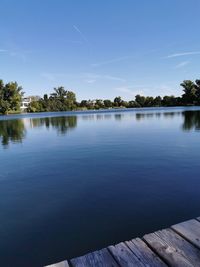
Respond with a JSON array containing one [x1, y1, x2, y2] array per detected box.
[[0, 116, 77, 148], [114, 114, 123, 120], [29, 116, 77, 134], [182, 111, 200, 131], [0, 110, 200, 148], [0, 119, 26, 147], [135, 113, 154, 120], [135, 111, 182, 120]]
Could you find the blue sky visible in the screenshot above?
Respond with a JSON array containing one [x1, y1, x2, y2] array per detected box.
[[0, 0, 200, 101]]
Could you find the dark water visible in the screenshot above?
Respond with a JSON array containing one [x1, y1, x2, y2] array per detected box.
[[1, 107, 200, 267]]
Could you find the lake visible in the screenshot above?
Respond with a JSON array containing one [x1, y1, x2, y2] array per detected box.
[[0, 107, 200, 267]]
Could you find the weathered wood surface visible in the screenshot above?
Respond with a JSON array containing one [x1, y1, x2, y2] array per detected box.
[[45, 260, 69, 267], [45, 216, 200, 267], [144, 228, 200, 267], [109, 242, 144, 266], [70, 248, 118, 267], [171, 219, 200, 249], [156, 228, 200, 266], [143, 232, 192, 266], [126, 238, 167, 267]]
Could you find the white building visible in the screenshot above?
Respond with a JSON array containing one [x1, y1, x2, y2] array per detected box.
[[20, 96, 41, 111], [20, 97, 32, 111]]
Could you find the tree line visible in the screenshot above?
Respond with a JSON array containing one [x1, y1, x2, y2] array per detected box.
[[1, 78, 200, 114]]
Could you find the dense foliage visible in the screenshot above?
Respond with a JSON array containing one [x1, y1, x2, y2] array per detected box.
[[1, 78, 200, 114], [27, 87, 77, 112], [0, 80, 24, 114]]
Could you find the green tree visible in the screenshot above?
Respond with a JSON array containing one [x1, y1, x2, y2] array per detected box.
[[135, 95, 146, 107], [27, 100, 43, 112], [128, 100, 140, 108], [121, 100, 128, 107], [43, 94, 48, 101], [153, 96, 162, 106], [95, 99, 104, 109], [181, 80, 197, 105], [80, 100, 88, 107], [162, 95, 176, 106], [114, 96, 123, 107], [144, 96, 154, 107], [49, 87, 77, 111], [103, 99, 112, 108], [0, 80, 24, 114], [65, 91, 76, 110], [195, 79, 200, 104], [51, 86, 67, 99]]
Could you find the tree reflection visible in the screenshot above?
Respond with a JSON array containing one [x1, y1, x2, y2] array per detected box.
[[135, 111, 182, 120], [182, 111, 200, 131], [1, 110, 200, 148], [114, 114, 121, 120], [0, 116, 78, 147], [0, 119, 26, 147], [135, 113, 154, 120], [30, 116, 77, 134]]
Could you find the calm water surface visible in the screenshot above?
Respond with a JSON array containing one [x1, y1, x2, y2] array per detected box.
[[1, 107, 200, 267]]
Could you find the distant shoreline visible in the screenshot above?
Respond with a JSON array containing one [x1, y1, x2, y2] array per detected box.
[[1, 105, 200, 120]]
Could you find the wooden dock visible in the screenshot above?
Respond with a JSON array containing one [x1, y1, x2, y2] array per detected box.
[[46, 216, 200, 267]]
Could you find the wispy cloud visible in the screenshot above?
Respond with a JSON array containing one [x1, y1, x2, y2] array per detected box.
[[41, 73, 56, 81], [41, 72, 69, 82], [166, 51, 200, 58], [73, 25, 89, 43], [174, 61, 189, 69], [0, 47, 30, 62], [41, 72, 126, 84], [85, 79, 96, 84], [91, 56, 131, 67], [9, 50, 31, 62], [103, 75, 126, 82], [115, 86, 144, 97], [116, 86, 135, 95], [83, 73, 126, 83]]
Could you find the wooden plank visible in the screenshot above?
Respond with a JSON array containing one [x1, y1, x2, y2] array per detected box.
[[143, 231, 194, 267], [155, 228, 200, 266], [70, 248, 118, 267], [45, 216, 200, 267], [171, 219, 200, 249], [45, 260, 69, 267], [108, 242, 144, 267], [126, 238, 167, 267]]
